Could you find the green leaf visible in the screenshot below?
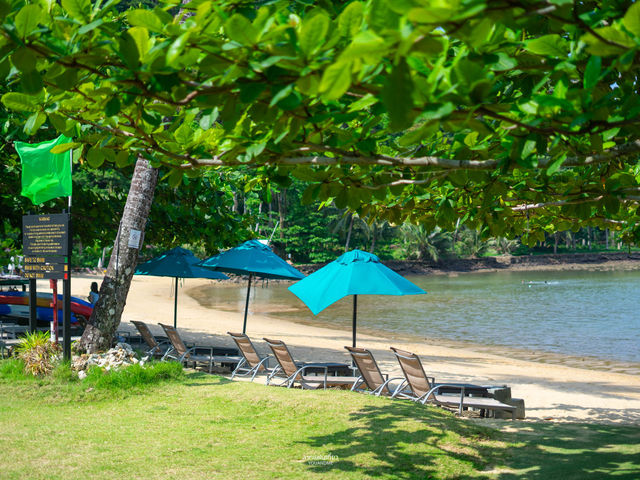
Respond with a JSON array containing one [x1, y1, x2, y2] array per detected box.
[[128, 27, 149, 59], [11, 48, 37, 73], [23, 112, 46, 135], [115, 150, 130, 168], [486, 52, 517, 71], [347, 93, 378, 112], [61, 0, 90, 21], [52, 68, 78, 90], [0, 0, 10, 22], [199, 108, 219, 130], [338, 1, 363, 38], [118, 32, 140, 69], [21, 70, 43, 94], [397, 122, 437, 146], [525, 34, 569, 58], [299, 12, 330, 56], [334, 188, 348, 209], [296, 75, 320, 96], [583, 56, 601, 90], [623, 2, 640, 37], [411, 37, 445, 60], [420, 102, 455, 121], [545, 155, 565, 176], [382, 58, 414, 131], [581, 27, 634, 56], [166, 32, 190, 67], [50, 142, 80, 154], [105, 97, 120, 117], [368, 0, 399, 31], [127, 9, 164, 33], [269, 84, 293, 107], [48, 115, 71, 135], [339, 30, 386, 63], [1, 92, 38, 112], [603, 195, 620, 215], [14, 4, 42, 38], [320, 62, 352, 100], [174, 122, 192, 144], [224, 14, 258, 45], [168, 169, 183, 188], [86, 147, 105, 168], [239, 83, 266, 103], [246, 142, 266, 158], [78, 18, 104, 34]]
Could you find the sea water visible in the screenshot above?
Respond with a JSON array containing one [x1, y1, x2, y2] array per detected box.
[[190, 269, 640, 365]]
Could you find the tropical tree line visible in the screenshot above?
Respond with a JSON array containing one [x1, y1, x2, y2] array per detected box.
[[2, 0, 640, 351]]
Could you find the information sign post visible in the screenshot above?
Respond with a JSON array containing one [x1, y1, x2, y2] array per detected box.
[[22, 213, 72, 360]]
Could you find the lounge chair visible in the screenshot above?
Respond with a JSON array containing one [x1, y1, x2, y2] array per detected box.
[[263, 338, 359, 390], [159, 323, 241, 373], [390, 347, 517, 419], [228, 332, 274, 381], [345, 346, 409, 397], [131, 320, 170, 357]]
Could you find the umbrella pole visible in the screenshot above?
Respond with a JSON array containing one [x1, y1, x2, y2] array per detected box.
[[352, 294, 357, 348], [242, 273, 253, 334], [173, 277, 179, 328]]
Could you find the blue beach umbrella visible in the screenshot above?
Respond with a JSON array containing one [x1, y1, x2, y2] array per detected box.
[[197, 240, 305, 333], [135, 247, 228, 328], [288, 250, 426, 347]]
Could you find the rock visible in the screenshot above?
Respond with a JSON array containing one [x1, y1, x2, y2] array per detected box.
[[70, 342, 144, 376]]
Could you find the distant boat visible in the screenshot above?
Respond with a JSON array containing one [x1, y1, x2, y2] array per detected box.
[[0, 291, 92, 324]]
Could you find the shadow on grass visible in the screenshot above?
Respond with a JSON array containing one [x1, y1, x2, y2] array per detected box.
[[497, 422, 640, 479], [182, 371, 234, 387], [299, 400, 640, 479], [300, 401, 504, 479]]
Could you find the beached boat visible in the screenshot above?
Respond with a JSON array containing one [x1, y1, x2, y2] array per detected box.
[[0, 291, 92, 324]]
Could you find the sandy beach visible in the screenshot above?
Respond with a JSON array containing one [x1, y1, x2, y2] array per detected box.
[[48, 272, 640, 426]]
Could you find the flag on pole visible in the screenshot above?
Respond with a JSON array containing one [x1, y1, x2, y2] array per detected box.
[[15, 135, 73, 205]]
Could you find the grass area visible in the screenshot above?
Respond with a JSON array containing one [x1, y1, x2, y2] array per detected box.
[[1, 363, 639, 479]]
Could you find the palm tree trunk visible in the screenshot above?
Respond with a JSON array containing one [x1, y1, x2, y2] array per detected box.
[[78, 157, 158, 353], [369, 223, 377, 253], [344, 214, 354, 252]]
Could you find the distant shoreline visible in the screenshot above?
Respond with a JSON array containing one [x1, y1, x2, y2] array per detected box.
[[297, 251, 640, 276]]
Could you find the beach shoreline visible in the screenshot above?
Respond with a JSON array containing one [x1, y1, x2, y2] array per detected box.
[[30, 261, 640, 425], [298, 251, 640, 276]]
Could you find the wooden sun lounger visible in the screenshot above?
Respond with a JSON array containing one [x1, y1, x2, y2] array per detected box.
[[159, 323, 241, 373], [228, 332, 274, 381], [345, 346, 409, 397], [391, 347, 517, 419], [263, 338, 359, 390], [131, 320, 170, 357]]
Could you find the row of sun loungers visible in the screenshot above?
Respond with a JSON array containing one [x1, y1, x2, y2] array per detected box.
[[130, 321, 518, 419]]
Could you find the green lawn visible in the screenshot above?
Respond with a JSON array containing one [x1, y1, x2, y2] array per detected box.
[[1, 364, 638, 479]]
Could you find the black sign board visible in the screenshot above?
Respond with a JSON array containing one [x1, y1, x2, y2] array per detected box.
[[22, 259, 68, 280], [24, 256, 67, 264], [23, 214, 69, 257]]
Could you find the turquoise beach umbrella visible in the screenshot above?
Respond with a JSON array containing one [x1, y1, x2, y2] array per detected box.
[[135, 247, 228, 328], [197, 240, 305, 333], [288, 250, 426, 347]]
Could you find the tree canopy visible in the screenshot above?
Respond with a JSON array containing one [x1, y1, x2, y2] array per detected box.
[[2, 0, 640, 246]]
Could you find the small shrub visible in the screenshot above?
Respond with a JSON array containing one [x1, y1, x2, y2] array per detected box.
[[14, 331, 61, 376]]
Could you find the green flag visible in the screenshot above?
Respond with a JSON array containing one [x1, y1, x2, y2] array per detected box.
[[15, 135, 73, 205]]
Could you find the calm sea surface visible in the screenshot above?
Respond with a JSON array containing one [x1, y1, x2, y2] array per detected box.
[[191, 269, 640, 365]]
